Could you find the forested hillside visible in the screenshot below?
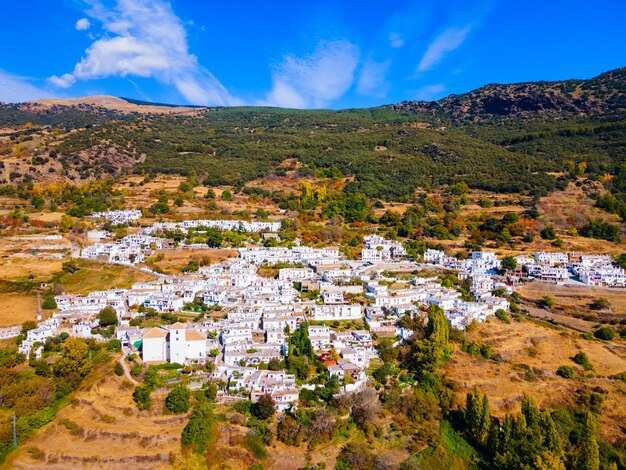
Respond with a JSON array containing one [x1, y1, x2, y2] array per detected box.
[[1, 67, 625, 202]]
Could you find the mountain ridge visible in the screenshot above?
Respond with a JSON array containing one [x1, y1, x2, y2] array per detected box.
[[15, 66, 626, 120]]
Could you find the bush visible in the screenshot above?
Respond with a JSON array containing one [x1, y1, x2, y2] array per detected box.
[[573, 352, 593, 370], [495, 309, 511, 324], [132, 385, 152, 411], [579, 219, 621, 242], [250, 394, 275, 420], [97, 306, 118, 327], [130, 362, 143, 377], [165, 385, 191, 414], [556, 365, 575, 379], [594, 327, 615, 341], [42, 296, 57, 310], [113, 362, 124, 376], [540, 226, 556, 240], [181, 403, 215, 453], [590, 298, 611, 310], [539, 296, 554, 309], [107, 339, 121, 352]]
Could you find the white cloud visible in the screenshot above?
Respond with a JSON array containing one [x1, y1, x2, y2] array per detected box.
[[75, 18, 91, 30], [356, 60, 390, 98], [260, 40, 360, 109], [389, 32, 404, 48], [414, 84, 446, 101], [417, 26, 470, 72], [50, 0, 240, 106], [0, 71, 52, 103]]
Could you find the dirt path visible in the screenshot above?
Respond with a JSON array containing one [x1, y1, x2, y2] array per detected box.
[[119, 349, 139, 386]]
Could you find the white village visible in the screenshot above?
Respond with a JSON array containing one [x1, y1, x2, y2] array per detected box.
[[14, 210, 626, 414]]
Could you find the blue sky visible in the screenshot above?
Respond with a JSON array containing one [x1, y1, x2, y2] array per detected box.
[[0, 0, 625, 108]]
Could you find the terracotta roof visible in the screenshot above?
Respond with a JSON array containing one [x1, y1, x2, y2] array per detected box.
[[185, 330, 207, 341], [143, 328, 168, 339], [169, 322, 187, 329]]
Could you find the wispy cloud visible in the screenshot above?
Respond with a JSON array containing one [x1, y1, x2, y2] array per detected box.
[[356, 59, 390, 98], [0, 71, 52, 103], [260, 40, 360, 108], [389, 32, 404, 48], [49, 0, 241, 106], [414, 83, 446, 101], [417, 26, 471, 72]]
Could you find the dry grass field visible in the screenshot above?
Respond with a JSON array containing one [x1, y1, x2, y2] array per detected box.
[[0, 293, 41, 326], [444, 318, 626, 441], [58, 261, 156, 295], [538, 181, 621, 232], [0, 256, 66, 279], [8, 368, 187, 469], [517, 282, 626, 318], [142, 248, 237, 274]]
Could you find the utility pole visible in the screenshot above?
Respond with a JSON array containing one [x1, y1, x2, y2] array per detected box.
[[12, 415, 17, 448]]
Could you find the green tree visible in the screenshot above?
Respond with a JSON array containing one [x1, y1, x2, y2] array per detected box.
[[577, 411, 599, 470], [556, 365, 575, 379], [425, 303, 451, 366], [181, 403, 215, 453], [251, 394, 276, 420], [133, 385, 152, 411], [540, 226, 556, 240], [42, 295, 57, 310], [52, 338, 92, 384], [97, 306, 118, 327], [465, 387, 491, 446], [165, 385, 191, 414], [59, 214, 74, 233], [501, 256, 518, 272], [113, 362, 124, 376]]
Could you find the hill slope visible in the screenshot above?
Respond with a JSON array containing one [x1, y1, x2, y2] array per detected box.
[[0, 68, 625, 200]]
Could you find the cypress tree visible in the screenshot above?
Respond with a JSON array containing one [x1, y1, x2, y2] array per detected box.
[[577, 411, 600, 470], [465, 387, 491, 446], [521, 393, 541, 430], [541, 411, 563, 457]]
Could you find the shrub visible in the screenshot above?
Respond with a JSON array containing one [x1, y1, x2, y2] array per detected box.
[[97, 306, 118, 327], [130, 362, 143, 377], [556, 365, 575, 379], [594, 327, 615, 341], [132, 385, 152, 411], [540, 226, 556, 240], [113, 362, 124, 376], [539, 296, 554, 309], [42, 296, 57, 310], [495, 309, 511, 324], [107, 339, 121, 352], [181, 403, 215, 453], [165, 385, 191, 414], [573, 352, 593, 370], [590, 298, 611, 310], [250, 394, 275, 420]]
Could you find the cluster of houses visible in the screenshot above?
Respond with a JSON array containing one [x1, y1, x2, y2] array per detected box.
[[143, 219, 282, 234], [38, 231, 626, 410], [89, 209, 142, 225], [32, 238, 519, 412], [361, 235, 407, 263], [80, 218, 283, 265], [424, 249, 501, 273], [514, 251, 626, 287], [80, 234, 176, 265]]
